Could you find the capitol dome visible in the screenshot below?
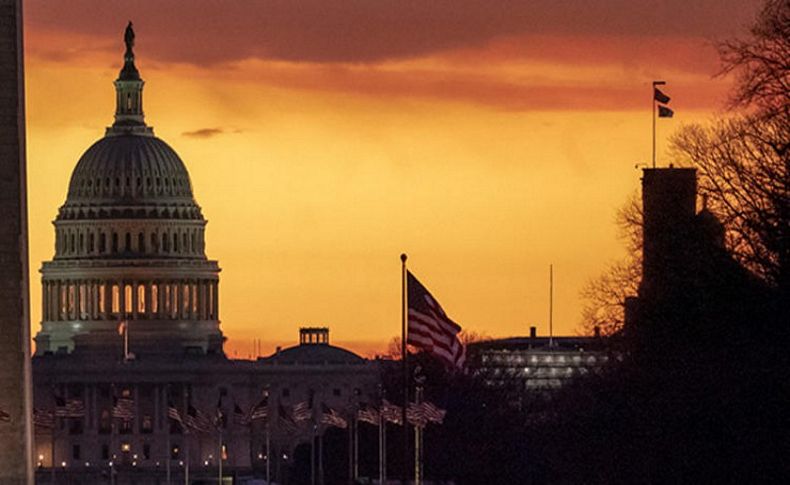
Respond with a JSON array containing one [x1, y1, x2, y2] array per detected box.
[[35, 23, 223, 357]]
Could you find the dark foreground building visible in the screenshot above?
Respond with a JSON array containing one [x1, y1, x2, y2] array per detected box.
[[32, 27, 378, 484]]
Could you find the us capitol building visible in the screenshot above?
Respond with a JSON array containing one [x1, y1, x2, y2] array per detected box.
[[31, 25, 378, 484]]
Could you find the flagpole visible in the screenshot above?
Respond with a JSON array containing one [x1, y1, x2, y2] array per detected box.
[[652, 81, 656, 169], [166, 385, 172, 485], [218, 426, 223, 484], [549, 264, 554, 348], [311, 423, 317, 485], [319, 427, 325, 485], [266, 423, 271, 485], [378, 385, 386, 485], [400, 253, 409, 482], [414, 384, 422, 485], [50, 414, 56, 485], [652, 80, 666, 169], [184, 387, 190, 485]]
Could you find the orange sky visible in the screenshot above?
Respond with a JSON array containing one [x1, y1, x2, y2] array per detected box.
[[22, 1, 760, 358]]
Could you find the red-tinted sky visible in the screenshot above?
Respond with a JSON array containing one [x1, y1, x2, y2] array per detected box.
[[23, 0, 762, 358]]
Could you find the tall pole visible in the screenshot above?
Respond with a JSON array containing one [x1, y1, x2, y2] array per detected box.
[[549, 264, 554, 348], [266, 424, 271, 485], [378, 386, 386, 485], [218, 427, 223, 484], [652, 80, 666, 169], [311, 424, 316, 485], [400, 253, 409, 482], [414, 385, 423, 485], [50, 415, 56, 485], [319, 428, 324, 485], [166, 386, 171, 485], [353, 416, 359, 482], [184, 387, 189, 485]]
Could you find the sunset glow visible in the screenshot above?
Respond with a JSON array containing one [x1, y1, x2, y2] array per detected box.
[[23, 0, 761, 357]]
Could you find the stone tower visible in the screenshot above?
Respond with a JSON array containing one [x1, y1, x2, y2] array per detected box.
[[34, 24, 224, 357], [0, 0, 34, 482]]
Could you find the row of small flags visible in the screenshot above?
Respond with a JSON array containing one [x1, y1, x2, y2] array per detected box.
[[33, 395, 446, 431]]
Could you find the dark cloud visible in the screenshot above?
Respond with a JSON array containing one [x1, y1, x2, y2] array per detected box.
[[181, 128, 224, 139], [26, 0, 761, 64]]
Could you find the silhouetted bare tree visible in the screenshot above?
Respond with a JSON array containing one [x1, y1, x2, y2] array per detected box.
[[579, 194, 642, 335], [672, 0, 789, 290]]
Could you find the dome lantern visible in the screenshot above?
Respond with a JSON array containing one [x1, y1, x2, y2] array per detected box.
[[109, 21, 151, 136]]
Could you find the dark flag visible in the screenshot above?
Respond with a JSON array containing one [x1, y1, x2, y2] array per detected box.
[[112, 396, 135, 420], [421, 401, 446, 424], [406, 403, 427, 428], [320, 403, 348, 429], [185, 405, 211, 432], [658, 105, 674, 118], [654, 87, 670, 104], [248, 395, 269, 423], [167, 402, 183, 426], [407, 271, 466, 369], [292, 392, 313, 424], [233, 403, 249, 426], [56, 396, 85, 418], [380, 400, 403, 425], [278, 403, 297, 431], [33, 409, 54, 428], [357, 405, 379, 426], [214, 396, 226, 428]]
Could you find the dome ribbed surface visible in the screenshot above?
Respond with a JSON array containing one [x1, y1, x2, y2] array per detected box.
[[66, 134, 194, 203]]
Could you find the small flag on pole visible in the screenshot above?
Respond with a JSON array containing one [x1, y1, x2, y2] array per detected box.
[[357, 405, 379, 425], [112, 396, 135, 420], [380, 400, 403, 425], [320, 403, 348, 429], [292, 392, 313, 424], [658, 105, 674, 118], [249, 395, 269, 423], [167, 402, 183, 425], [653, 87, 670, 104], [278, 403, 297, 431], [34, 409, 54, 428], [421, 401, 446, 424]]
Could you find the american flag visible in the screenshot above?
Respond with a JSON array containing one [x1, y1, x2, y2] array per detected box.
[[0, 408, 10, 423], [185, 405, 211, 432], [421, 401, 446, 424], [55, 396, 85, 418], [406, 271, 466, 369], [233, 403, 249, 426], [167, 402, 183, 425], [213, 397, 226, 428], [248, 395, 269, 423], [320, 403, 347, 429], [292, 394, 312, 424], [278, 403, 297, 431], [357, 406, 379, 426], [380, 400, 403, 425], [34, 408, 54, 428], [406, 402, 427, 428], [112, 396, 135, 420]]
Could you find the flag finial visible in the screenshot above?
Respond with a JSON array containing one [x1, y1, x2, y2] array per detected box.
[[400, 253, 407, 263]]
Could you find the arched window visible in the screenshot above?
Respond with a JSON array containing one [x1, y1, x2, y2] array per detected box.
[[70, 233, 75, 254], [112, 233, 119, 253], [100, 233, 106, 253], [125, 233, 132, 252], [138, 232, 145, 253], [79, 233, 84, 253], [162, 233, 169, 252], [89, 233, 95, 253], [173, 233, 179, 252], [151, 233, 157, 252], [191, 232, 196, 254], [183, 233, 188, 252]]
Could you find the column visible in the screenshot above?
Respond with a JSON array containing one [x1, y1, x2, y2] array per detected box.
[[158, 280, 166, 319], [131, 281, 139, 319], [145, 281, 153, 319], [212, 281, 219, 320], [103, 281, 113, 320], [119, 280, 126, 318], [199, 281, 207, 320]]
